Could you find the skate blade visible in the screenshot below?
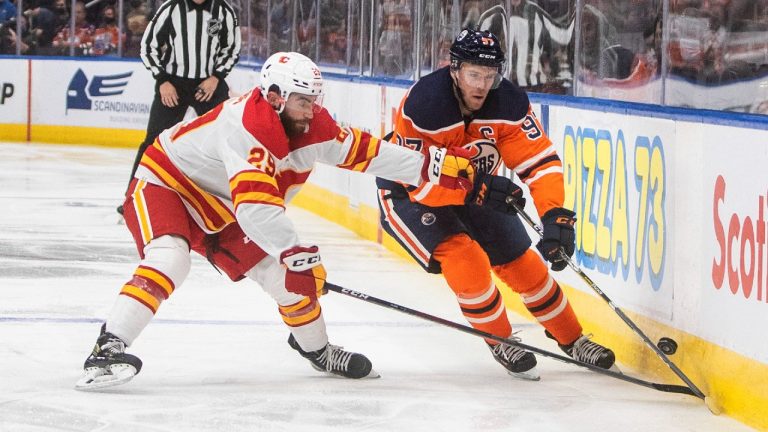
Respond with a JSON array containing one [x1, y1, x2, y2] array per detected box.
[[608, 364, 621, 373], [315, 367, 381, 379], [507, 366, 541, 381], [74, 364, 137, 391]]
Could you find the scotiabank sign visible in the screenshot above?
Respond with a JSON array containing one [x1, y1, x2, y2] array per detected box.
[[711, 174, 768, 302]]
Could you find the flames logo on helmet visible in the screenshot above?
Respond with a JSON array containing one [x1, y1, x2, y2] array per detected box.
[[259, 52, 324, 113]]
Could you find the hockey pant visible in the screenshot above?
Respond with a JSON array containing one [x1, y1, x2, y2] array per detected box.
[[105, 236, 329, 352], [434, 233, 583, 345], [108, 180, 327, 351]]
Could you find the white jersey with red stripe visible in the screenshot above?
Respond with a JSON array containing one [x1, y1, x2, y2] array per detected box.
[[135, 87, 425, 258]]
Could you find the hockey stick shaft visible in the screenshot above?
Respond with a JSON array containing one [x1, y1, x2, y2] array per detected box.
[[325, 282, 698, 397], [509, 202, 706, 399]]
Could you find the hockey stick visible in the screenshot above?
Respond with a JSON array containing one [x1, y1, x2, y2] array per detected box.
[[507, 201, 707, 400], [325, 282, 699, 398]]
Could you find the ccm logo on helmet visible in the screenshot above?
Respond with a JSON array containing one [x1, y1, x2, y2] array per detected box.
[[279, 56, 290, 63]]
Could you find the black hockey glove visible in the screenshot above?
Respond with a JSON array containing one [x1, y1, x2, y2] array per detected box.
[[536, 207, 576, 272], [467, 172, 526, 215]]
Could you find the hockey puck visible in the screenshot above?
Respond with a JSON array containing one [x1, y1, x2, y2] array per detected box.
[[657, 337, 678, 355]]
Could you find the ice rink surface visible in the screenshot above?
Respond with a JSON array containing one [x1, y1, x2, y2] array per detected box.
[[0, 142, 754, 431]]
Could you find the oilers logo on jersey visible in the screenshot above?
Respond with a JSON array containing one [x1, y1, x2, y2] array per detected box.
[[462, 139, 501, 174], [390, 66, 566, 217]]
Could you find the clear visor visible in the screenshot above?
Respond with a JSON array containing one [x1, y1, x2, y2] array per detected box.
[[283, 93, 324, 114], [457, 66, 503, 89]]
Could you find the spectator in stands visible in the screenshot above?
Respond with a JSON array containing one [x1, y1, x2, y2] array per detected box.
[[295, 0, 317, 56], [51, 0, 94, 55], [323, 24, 346, 64], [243, 0, 268, 59], [123, 0, 150, 57], [317, 0, 346, 64], [0, 19, 28, 54], [269, 0, 291, 52], [19, 6, 58, 54], [377, 0, 411, 76], [91, 4, 121, 55], [49, 0, 69, 31], [0, 0, 17, 24], [668, 0, 762, 84], [18, 11, 57, 56], [425, 0, 457, 70]]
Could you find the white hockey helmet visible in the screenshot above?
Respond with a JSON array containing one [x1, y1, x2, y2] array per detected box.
[[260, 52, 323, 111]]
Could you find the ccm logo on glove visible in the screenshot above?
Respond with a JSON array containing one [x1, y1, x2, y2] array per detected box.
[[430, 147, 444, 178], [280, 245, 327, 300], [412, 146, 475, 206]]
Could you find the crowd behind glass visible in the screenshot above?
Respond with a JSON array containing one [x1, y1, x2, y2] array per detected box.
[[1, 0, 766, 115]]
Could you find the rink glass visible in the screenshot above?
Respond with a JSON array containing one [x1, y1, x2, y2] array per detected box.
[[6, 0, 765, 115]]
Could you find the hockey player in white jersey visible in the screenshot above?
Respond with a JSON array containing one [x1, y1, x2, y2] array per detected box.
[[75, 52, 477, 390]]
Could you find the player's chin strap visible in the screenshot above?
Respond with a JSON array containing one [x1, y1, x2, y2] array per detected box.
[[323, 282, 707, 400], [506, 199, 708, 402]]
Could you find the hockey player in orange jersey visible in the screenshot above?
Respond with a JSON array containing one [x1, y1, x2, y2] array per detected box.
[[75, 52, 477, 390], [376, 28, 616, 380]]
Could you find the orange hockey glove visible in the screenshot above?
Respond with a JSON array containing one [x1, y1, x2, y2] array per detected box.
[[280, 245, 327, 300], [411, 146, 475, 206]]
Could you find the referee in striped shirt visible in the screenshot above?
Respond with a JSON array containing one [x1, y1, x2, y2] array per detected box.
[[120, 0, 240, 210]]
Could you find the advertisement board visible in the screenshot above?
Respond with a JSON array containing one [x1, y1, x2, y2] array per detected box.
[[31, 59, 155, 130], [547, 107, 676, 321], [701, 124, 768, 362], [0, 59, 29, 130]]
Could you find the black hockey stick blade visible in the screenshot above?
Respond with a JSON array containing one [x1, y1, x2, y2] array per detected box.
[[325, 282, 700, 398], [507, 201, 707, 399]]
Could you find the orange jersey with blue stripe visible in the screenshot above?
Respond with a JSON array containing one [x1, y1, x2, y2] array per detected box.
[[136, 87, 425, 257], [393, 67, 564, 217]]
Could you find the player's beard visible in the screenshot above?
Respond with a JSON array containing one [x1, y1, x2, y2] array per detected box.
[[280, 111, 309, 138]]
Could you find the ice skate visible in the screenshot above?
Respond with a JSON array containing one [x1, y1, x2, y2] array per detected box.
[[487, 338, 540, 381], [288, 334, 379, 379], [547, 331, 616, 370], [75, 325, 142, 391]]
